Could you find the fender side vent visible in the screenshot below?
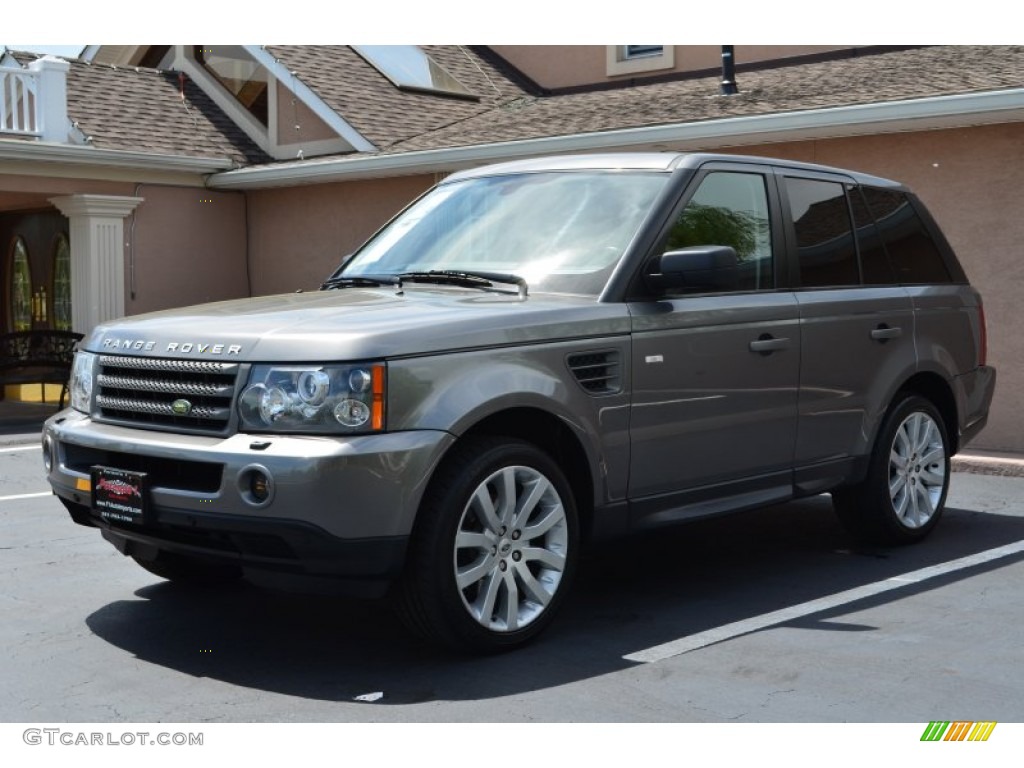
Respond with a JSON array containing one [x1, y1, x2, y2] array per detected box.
[[567, 350, 621, 395]]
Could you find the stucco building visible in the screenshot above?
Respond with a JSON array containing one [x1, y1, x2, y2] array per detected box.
[[1, 45, 1022, 451]]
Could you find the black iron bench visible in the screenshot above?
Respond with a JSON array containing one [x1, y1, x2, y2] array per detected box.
[[0, 330, 84, 409]]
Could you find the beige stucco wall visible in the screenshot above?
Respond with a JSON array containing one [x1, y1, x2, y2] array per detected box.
[[492, 46, 849, 89], [126, 185, 249, 315], [245, 174, 434, 293], [720, 124, 1021, 452], [0, 174, 135, 209]]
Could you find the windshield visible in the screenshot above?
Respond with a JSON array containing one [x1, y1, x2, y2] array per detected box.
[[340, 170, 668, 296]]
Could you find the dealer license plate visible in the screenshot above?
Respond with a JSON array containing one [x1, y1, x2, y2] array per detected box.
[[91, 466, 149, 526]]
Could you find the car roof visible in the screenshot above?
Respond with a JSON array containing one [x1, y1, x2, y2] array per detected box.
[[444, 152, 905, 190]]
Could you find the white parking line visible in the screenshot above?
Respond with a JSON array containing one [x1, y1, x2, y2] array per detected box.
[[623, 538, 1024, 663], [0, 491, 52, 502], [0, 444, 40, 453]]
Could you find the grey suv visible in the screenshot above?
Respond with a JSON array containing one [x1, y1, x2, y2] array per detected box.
[[43, 153, 995, 651]]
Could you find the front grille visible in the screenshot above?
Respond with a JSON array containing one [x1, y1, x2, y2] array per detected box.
[[95, 355, 240, 433]]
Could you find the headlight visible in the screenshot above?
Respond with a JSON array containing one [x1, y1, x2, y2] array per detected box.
[[69, 351, 96, 413], [238, 363, 385, 434]]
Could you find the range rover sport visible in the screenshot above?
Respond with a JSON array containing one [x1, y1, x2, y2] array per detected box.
[[42, 153, 995, 652]]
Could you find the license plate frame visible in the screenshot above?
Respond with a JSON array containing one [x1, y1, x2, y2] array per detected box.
[[91, 466, 149, 526]]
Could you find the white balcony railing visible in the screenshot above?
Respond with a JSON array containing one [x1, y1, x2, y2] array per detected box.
[[0, 56, 70, 141]]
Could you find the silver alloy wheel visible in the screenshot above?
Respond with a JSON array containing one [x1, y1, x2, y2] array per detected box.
[[888, 411, 946, 529], [453, 465, 569, 633]]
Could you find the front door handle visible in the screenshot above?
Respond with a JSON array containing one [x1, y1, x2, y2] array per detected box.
[[749, 334, 790, 355], [870, 324, 903, 343]]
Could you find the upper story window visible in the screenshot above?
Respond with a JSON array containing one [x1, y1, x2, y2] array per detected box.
[[352, 46, 477, 100], [607, 45, 675, 77], [624, 46, 664, 59], [194, 46, 269, 126]]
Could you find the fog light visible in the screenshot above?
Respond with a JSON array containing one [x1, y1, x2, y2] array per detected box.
[[238, 464, 274, 507], [250, 471, 270, 502], [42, 435, 54, 473]]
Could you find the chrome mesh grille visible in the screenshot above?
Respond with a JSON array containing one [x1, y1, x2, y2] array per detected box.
[[95, 355, 240, 433]]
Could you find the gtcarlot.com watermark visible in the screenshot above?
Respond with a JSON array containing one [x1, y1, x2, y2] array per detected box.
[[23, 728, 203, 747]]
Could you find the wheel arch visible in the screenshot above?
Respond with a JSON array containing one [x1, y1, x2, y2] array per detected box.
[[893, 371, 960, 454], [453, 407, 597, 542]]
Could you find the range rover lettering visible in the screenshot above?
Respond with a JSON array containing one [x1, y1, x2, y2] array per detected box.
[[43, 153, 995, 652]]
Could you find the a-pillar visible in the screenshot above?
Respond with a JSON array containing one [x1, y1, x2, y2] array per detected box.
[[49, 194, 144, 337]]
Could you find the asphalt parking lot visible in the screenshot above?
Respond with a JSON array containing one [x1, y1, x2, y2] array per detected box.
[[2, 428, 1023, 723]]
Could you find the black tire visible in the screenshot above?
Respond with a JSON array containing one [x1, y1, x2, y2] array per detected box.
[[130, 550, 244, 586], [833, 394, 951, 546], [396, 436, 579, 653]]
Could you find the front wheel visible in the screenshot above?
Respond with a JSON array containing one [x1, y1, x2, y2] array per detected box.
[[834, 394, 950, 545], [397, 437, 579, 653]]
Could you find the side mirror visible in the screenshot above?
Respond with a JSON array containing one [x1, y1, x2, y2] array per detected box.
[[646, 245, 739, 293]]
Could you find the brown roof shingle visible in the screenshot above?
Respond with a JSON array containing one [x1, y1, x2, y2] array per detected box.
[[63, 59, 268, 165], [382, 45, 1024, 153]]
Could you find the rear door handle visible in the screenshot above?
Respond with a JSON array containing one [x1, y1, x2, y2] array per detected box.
[[749, 335, 790, 355], [870, 324, 903, 342]]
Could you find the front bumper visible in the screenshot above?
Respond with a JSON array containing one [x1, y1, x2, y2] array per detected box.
[[43, 410, 454, 585]]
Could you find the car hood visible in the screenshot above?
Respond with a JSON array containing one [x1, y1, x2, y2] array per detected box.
[[84, 287, 631, 361]]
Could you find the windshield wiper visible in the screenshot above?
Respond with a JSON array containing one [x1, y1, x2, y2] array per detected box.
[[320, 274, 400, 290], [396, 270, 528, 298]]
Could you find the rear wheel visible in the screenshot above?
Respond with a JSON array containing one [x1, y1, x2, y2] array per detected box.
[[397, 436, 578, 652], [834, 394, 950, 545], [130, 551, 243, 586]]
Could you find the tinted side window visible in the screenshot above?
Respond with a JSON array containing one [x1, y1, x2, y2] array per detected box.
[[785, 177, 859, 287], [861, 187, 952, 284], [660, 171, 773, 293], [849, 186, 897, 285]]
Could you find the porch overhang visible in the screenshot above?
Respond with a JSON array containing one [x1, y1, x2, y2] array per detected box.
[[0, 140, 234, 174]]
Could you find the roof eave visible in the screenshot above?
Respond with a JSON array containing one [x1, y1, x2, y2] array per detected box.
[[0, 139, 235, 173], [207, 88, 1024, 189]]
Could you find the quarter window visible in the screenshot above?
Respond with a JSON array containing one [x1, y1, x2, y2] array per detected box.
[[849, 186, 897, 285], [861, 187, 952, 284], [660, 171, 773, 293]]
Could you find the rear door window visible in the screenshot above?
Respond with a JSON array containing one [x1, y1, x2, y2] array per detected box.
[[784, 177, 860, 288]]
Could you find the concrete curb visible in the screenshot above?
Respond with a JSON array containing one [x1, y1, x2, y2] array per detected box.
[[952, 453, 1024, 478]]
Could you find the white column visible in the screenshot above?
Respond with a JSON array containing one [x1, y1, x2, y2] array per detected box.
[[49, 195, 145, 336], [29, 55, 70, 142]]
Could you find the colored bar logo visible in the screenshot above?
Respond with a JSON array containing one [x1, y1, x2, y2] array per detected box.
[[921, 722, 997, 741]]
